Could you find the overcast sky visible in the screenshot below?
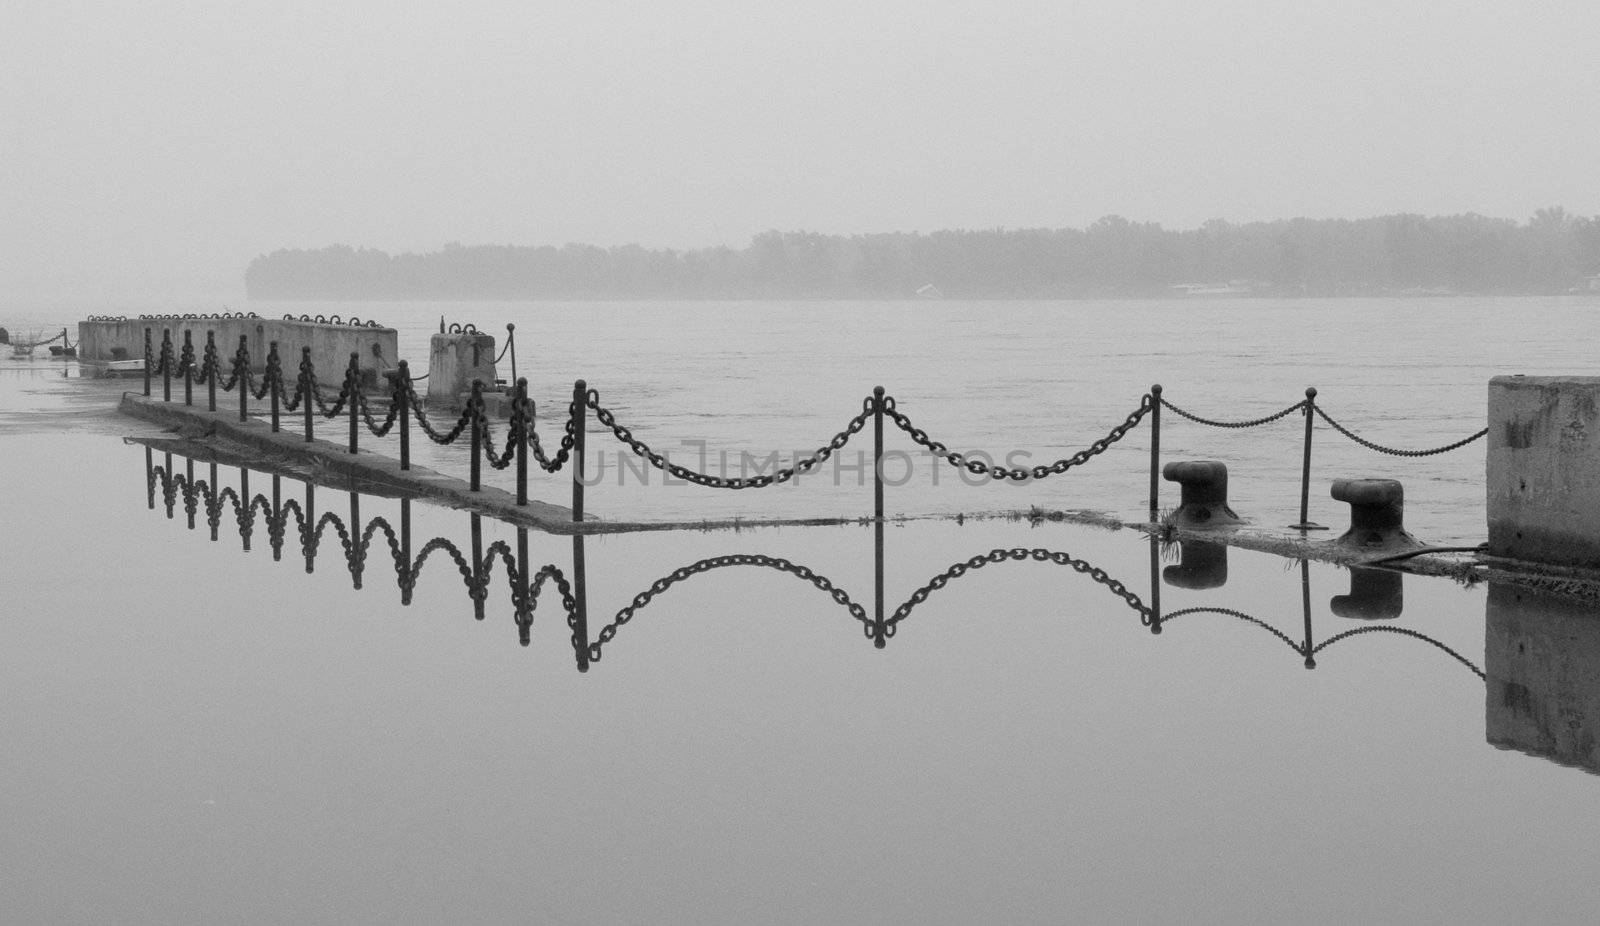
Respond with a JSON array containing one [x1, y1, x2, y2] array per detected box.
[[3, 0, 1597, 298]]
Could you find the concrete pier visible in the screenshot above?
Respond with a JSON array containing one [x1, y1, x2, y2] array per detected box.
[[428, 331, 499, 404], [1489, 375, 1600, 570], [79, 317, 399, 386], [1486, 582, 1600, 774]]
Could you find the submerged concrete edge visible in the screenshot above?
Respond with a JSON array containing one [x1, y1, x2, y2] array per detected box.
[[119, 392, 591, 533]]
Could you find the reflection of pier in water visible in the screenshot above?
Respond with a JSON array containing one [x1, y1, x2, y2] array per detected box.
[[140, 443, 1494, 681]]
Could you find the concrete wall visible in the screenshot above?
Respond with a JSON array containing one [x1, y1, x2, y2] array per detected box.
[[79, 317, 399, 386], [427, 332, 499, 403], [1485, 582, 1600, 775], [1488, 376, 1600, 567]]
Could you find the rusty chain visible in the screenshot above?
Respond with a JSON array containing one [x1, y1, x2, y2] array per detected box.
[[586, 389, 873, 489], [1160, 397, 1308, 429], [1311, 405, 1488, 457], [884, 394, 1152, 481]]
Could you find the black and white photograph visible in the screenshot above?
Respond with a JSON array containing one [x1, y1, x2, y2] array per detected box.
[[4, 1, 1600, 922]]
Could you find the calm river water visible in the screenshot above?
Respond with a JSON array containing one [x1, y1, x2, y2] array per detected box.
[[3, 296, 1599, 923]]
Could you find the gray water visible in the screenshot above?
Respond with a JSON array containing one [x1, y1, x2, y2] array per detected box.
[[10, 295, 1591, 540], [4, 298, 1600, 923]]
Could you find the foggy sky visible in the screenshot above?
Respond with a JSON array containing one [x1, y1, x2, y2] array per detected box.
[[4, 0, 1597, 299]]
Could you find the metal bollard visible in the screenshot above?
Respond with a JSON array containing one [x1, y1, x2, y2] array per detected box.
[[1330, 567, 1404, 620], [1162, 539, 1228, 589], [1330, 478, 1418, 548], [1161, 460, 1243, 528]]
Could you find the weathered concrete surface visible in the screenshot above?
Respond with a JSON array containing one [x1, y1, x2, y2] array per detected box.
[[80, 318, 399, 386], [1486, 582, 1600, 775], [119, 392, 580, 532], [116, 393, 868, 535], [428, 332, 499, 404], [1489, 375, 1600, 569]]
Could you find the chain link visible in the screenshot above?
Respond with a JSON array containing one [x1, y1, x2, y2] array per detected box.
[[588, 552, 873, 661], [1311, 406, 1488, 457], [887, 547, 1152, 628], [1160, 397, 1307, 429], [885, 394, 1152, 481], [586, 391, 874, 489]]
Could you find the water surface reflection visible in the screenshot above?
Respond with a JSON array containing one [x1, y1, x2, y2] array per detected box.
[[140, 443, 1492, 685]]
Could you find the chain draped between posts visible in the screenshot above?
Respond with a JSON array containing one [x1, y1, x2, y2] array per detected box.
[[141, 326, 1495, 524]]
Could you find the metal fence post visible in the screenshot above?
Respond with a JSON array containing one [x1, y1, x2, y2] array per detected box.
[[268, 342, 281, 433], [515, 377, 528, 506], [469, 379, 482, 491], [347, 352, 360, 455], [506, 323, 517, 384], [181, 330, 194, 406], [143, 328, 152, 397], [236, 335, 250, 422], [204, 331, 217, 412], [302, 347, 314, 443], [1148, 384, 1163, 521], [161, 329, 172, 402], [1291, 387, 1325, 530], [397, 360, 411, 471], [572, 379, 586, 522]]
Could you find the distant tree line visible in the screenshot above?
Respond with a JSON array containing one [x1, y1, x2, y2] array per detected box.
[[245, 209, 1600, 300]]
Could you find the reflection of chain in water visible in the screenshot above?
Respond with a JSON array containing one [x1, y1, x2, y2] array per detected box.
[[1159, 559, 1486, 679], [139, 446, 1486, 680]]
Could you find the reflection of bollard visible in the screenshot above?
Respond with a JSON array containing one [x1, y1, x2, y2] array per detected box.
[[1163, 540, 1228, 589], [1162, 460, 1243, 528], [1330, 478, 1419, 548], [1329, 567, 1403, 619]]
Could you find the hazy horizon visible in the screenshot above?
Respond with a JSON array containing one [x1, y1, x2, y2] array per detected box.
[[5, 0, 1598, 300]]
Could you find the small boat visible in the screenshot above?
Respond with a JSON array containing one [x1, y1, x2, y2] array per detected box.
[[100, 358, 147, 378]]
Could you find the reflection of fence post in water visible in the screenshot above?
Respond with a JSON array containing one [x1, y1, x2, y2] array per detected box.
[[1300, 559, 1316, 668], [349, 492, 363, 588], [206, 462, 221, 542], [399, 500, 413, 605], [303, 483, 316, 574], [239, 467, 251, 552], [1147, 534, 1162, 633], [270, 475, 284, 561], [579, 534, 598, 671], [469, 514, 485, 621], [184, 457, 196, 529], [145, 447, 155, 509]]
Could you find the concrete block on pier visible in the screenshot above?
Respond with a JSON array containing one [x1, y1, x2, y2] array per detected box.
[[428, 332, 498, 405], [1489, 375, 1600, 570]]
